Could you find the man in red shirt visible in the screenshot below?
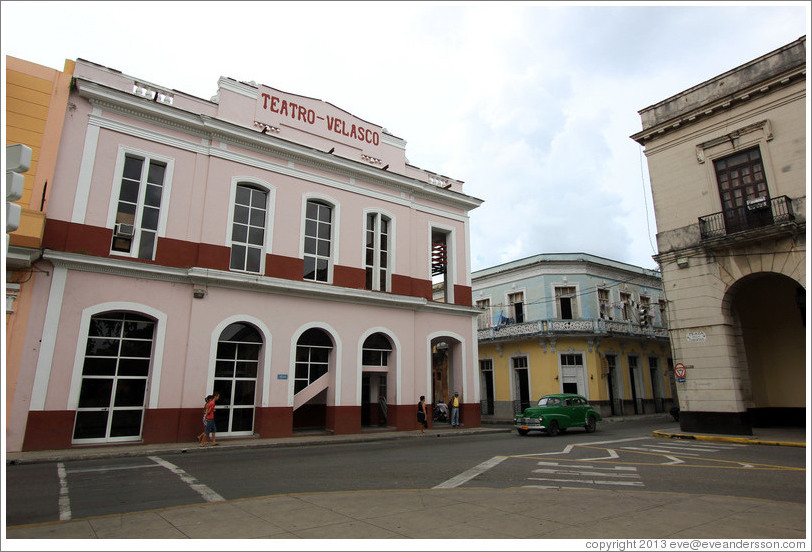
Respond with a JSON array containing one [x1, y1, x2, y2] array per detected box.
[[201, 392, 220, 446]]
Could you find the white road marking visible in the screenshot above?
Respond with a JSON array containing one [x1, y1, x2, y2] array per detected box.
[[67, 464, 160, 474], [523, 485, 587, 490], [653, 443, 727, 450], [57, 462, 72, 521], [433, 456, 508, 489], [535, 462, 637, 471], [528, 477, 644, 487], [662, 456, 685, 465], [527, 436, 648, 457], [623, 446, 700, 455], [533, 468, 640, 478], [148, 456, 225, 502]]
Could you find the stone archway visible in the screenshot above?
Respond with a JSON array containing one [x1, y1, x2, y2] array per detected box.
[[724, 272, 806, 427]]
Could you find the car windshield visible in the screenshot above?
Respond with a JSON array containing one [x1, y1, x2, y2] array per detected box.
[[538, 397, 560, 406]]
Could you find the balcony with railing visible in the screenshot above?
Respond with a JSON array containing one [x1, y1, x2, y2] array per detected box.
[[698, 195, 796, 240], [477, 317, 669, 342]]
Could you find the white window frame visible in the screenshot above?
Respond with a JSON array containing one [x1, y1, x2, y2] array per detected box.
[[558, 351, 587, 398], [619, 291, 632, 321], [505, 290, 526, 323], [429, 223, 456, 303], [598, 287, 611, 319], [301, 194, 339, 284], [106, 146, 174, 260], [510, 355, 530, 404], [226, 178, 275, 274], [475, 296, 492, 329], [363, 209, 395, 292], [553, 284, 580, 319]]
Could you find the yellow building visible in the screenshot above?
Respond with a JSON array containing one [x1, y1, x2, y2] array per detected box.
[[631, 37, 806, 435], [473, 253, 674, 420], [5, 56, 74, 423]]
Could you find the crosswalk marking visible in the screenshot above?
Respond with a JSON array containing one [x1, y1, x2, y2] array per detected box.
[[533, 468, 640, 478], [535, 462, 637, 471], [57, 462, 71, 521], [148, 456, 225, 502], [524, 460, 643, 490], [433, 455, 508, 489], [623, 446, 701, 455], [528, 477, 645, 487]]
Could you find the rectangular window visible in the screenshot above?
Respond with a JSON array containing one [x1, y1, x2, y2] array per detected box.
[[714, 146, 772, 234], [658, 299, 668, 328], [598, 288, 610, 320], [431, 228, 453, 303], [507, 292, 524, 323], [365, 213, 390, 291], [560, 353, 584, 395], [303, 200, 332, 282], [111, 154, 167, 260], [556, 286, 577, 320], [230, 184, 268, 273], [619, 291, 632, 320], [476, 298, 491, 329]]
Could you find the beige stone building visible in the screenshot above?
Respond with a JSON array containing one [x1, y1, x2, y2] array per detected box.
[[631, 37, 807, 434]]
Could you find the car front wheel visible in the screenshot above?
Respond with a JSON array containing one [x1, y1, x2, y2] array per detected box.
[[517, 428, 529, 436], [547, 421, 560, 437], [585, 415, 597, 433]]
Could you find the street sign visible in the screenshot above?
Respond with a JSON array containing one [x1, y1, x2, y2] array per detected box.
[[674, 363, 687, 382]]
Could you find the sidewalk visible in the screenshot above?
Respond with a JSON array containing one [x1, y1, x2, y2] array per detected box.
[[5, 418, 806, 542]]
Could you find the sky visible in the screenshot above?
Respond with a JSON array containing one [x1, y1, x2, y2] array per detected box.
[[2, 1, 809, 273]]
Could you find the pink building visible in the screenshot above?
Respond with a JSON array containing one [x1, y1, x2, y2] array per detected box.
[[8, 59, 483, 452]]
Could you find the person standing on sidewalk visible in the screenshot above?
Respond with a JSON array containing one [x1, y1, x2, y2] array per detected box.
[[417, 395, 429, 434], [196, 394, 213, 444], [200, 392, 220, 446], [450, 391, 460, 427]]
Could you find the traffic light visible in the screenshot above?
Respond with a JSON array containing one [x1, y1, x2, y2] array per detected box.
[[6, 144, 32, 249], [639, 306, 649, 327]]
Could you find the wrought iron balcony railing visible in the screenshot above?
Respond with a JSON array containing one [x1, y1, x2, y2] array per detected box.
[[699, 195, 795, 240], [477, 318, 669, 342]]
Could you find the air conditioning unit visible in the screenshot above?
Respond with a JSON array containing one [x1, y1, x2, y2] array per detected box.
[[115, 223, 135, 237]]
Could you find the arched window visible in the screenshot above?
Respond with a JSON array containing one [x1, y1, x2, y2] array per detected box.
[[295, 328, 332, 393], [214, 323, 262, 434], [362, 333, 392, 368], [73, 312, 155, 442]]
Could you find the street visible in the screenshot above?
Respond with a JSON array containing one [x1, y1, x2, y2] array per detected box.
[[5, 418, 806, 527]]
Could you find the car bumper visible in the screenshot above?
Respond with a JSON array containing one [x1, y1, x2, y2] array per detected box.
[[514, 418, 545, 430]]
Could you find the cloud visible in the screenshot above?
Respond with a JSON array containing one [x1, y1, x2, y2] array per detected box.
[[2, 1, 807, 275]]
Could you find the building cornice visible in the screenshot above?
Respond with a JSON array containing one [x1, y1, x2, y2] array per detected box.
[[42, 250, 481, 316], [632, 36, 806, 145], [5, 246, 44, 269], [74, 79, 482, 211]]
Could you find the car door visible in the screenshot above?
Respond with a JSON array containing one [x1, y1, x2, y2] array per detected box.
[[569, 397, 588, 426]]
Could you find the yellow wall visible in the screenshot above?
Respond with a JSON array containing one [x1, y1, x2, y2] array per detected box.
[[5, 56, 74, 247], [5, 56, 73, 424], [479, 336, 673, 406]]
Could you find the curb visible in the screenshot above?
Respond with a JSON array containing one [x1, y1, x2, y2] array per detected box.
[[6, 427, 514, 466], [652, 429, 806, 448]]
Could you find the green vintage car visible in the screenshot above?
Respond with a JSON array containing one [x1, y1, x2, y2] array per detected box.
[[514, 393, 601, 436]]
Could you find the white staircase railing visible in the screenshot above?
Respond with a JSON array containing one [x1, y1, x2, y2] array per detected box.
[[293, 372, 329, 411]]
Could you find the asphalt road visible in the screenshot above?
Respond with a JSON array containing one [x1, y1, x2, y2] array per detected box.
[[5, 419, 805, 526]]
